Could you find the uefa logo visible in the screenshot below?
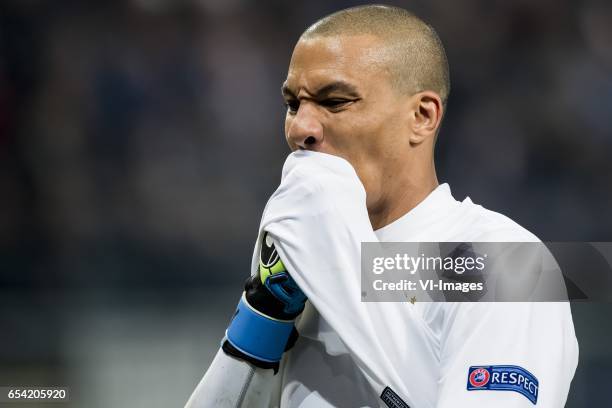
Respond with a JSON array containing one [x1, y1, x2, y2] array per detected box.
[[468, 367, 491, 388]]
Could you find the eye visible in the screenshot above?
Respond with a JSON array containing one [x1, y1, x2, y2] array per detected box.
[[284, 99, 299, 114], [320, 98, 351, 110]]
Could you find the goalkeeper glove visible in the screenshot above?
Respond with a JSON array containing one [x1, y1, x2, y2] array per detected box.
[[222, 232, 307, 372]]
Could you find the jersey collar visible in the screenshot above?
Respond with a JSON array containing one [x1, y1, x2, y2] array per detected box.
[[374, 183, 458, 241]]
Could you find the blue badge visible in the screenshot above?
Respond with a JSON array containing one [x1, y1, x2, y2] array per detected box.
[[467, 365, 539, 405]]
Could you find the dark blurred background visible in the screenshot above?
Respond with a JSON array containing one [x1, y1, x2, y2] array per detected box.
[[0, 0, 611, 406]]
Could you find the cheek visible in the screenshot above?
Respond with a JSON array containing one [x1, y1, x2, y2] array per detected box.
[[333, 113, 394, 207], [325, 114, 368, 152], [348, 157, 383, 204], [337, 117, 386, 161], [359, 165, 384, 212]]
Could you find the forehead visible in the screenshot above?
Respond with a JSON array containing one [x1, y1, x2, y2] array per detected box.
[[285, 34, 389, 92]]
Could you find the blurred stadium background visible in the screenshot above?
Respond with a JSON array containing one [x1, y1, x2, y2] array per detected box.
[[1, 0, 611, 406]]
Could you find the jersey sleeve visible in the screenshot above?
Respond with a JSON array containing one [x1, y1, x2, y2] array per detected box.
[[435, 302, 578, 407], [433, 231, 578, 407], [184, 333, 283, 408], [253, 150, 430, 407]]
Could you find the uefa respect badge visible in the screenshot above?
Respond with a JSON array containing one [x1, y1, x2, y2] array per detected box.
[[467, 365, 539, 405]]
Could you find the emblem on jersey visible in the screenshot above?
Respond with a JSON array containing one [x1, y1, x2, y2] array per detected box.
[[468, 367, 490, 387], [467, 365, 539, 405]]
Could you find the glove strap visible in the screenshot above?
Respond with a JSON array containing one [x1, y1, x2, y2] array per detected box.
[[264, 271, 308, 315], [225, 293, 294, 363]]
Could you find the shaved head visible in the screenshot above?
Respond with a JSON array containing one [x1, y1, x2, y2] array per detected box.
[[285, 5, 448, 227], [301, 4, 450, 107]]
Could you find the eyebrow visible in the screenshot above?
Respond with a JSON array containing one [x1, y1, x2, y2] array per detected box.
[[281, 81, 361, 99]]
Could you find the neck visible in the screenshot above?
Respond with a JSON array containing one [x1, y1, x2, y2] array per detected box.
[[367, 162, 438, 230]]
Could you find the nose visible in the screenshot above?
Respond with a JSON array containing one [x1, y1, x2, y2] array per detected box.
[[286, 103, 323, 150]]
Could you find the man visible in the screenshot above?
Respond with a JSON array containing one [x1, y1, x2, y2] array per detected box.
[[186, 5, 578, 407]]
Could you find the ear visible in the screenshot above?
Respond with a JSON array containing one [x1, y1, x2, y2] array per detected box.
[[409, 91, 443, 145]]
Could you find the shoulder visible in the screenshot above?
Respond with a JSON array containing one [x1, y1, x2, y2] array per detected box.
[[455, 196, 540, 243]]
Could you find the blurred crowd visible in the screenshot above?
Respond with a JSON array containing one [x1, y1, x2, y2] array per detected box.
[[0, 1, 611, 400], [2, 0, 611, 289]]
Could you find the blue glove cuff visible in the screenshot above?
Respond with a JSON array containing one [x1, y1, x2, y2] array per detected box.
[[225, 293, 295, 363]]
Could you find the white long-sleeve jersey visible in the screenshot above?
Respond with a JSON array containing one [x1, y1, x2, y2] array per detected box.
[[187, 150, 578, 408]]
